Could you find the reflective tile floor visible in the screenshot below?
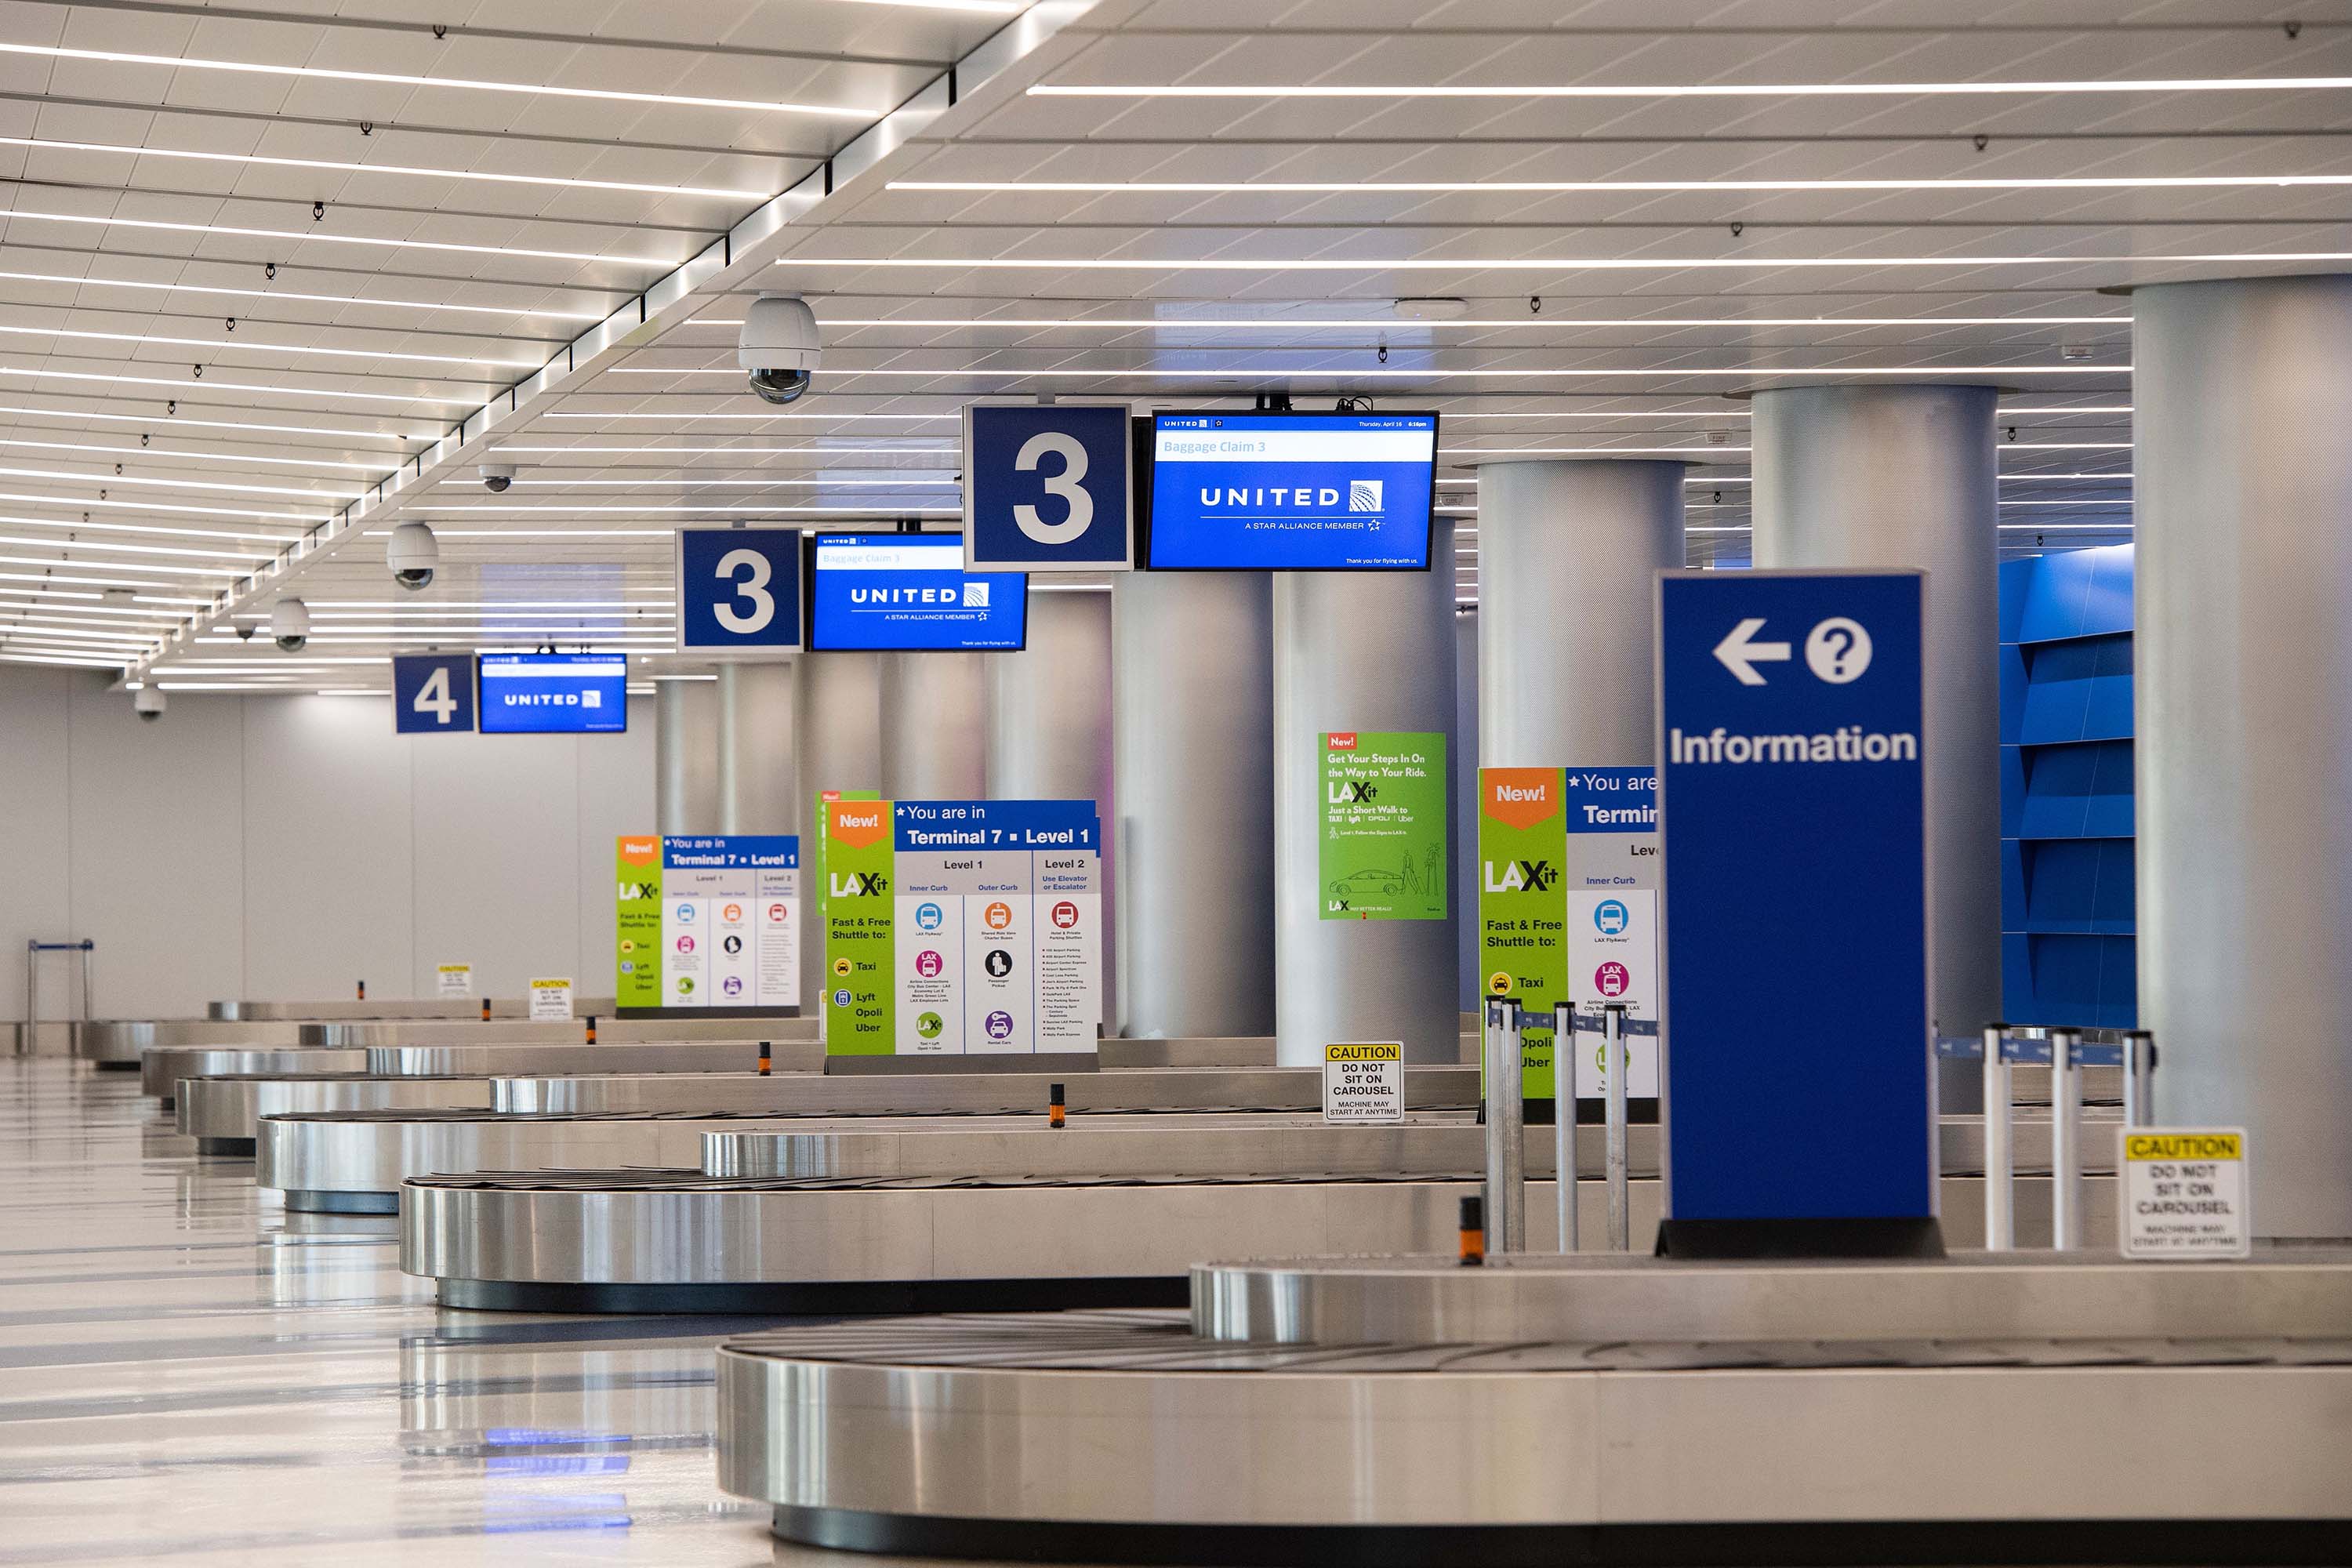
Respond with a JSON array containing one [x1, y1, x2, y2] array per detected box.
[[0, 1060, 1033, 1568]]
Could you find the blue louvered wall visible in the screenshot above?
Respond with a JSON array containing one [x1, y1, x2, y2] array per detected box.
[[1998, 543, 2137, 1028]]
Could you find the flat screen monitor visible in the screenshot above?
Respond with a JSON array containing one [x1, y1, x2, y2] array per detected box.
[[1145, 410, 1439, 570], [477, 652, 629, 734], [805, 532, 1028, 651]]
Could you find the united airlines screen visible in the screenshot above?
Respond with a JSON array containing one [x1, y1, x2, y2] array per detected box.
[[806, 534, 1028, 651], [1146, 411, 1438, 570], [477, 653, 629, 734]]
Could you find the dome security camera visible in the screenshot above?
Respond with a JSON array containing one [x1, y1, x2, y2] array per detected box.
[[270, 597, 310, 653], [387, 521, 438, 591], [739, 295, 820, 405], [479, 463, 516, 494], [132, 685, 165, 722], [233, 619, 256, 641]]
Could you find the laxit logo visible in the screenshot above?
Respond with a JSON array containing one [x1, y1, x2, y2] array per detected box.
[[829, 869, 888, 898], [1483, 858, 1556, 893]]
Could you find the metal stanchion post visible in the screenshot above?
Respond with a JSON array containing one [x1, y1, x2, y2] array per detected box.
[[1604, 1003, 1631, 1252], [1552, 1001, 1577, 1254], [2124, 1029, 2157, 1129], [1482, 997, 1525, 1255], [78, 940, 93, 1023], [1982, 1022, 2013, 1251], [2050, 1028, 2082, 1251]]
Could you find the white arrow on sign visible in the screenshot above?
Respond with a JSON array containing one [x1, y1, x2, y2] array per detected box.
[[1713, 617, 1792, 686]]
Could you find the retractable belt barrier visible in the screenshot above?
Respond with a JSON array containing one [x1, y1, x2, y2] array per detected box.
[[1937, 1025, 2158, 1252]]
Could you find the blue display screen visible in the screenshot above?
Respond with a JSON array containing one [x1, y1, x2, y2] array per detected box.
[[806, 534, 1027, 651], [1146, 412, 1438, 570], [477, 653, 629, 734]]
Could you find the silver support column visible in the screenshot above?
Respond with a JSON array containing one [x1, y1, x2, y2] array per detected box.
[[1112, 573, 1276, 1040], [878, 652, 986, 800], [795, 652, 882, 1014], [1476, 459, 1686, 767], [1752, 385, 2002, 1102], [990, 587, 1116, 1027], [1273, 528, 1460, 1065], [716, 662, 797, 835], [655, 675, 720, 836], [2136, 273, 2352, 1238], [1454, 608, 1480, 1011]]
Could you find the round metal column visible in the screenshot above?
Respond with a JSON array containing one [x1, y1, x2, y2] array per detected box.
[[991, 586, 1116, 1028], [878, 652, 986, 800], [1112, 572, 1275, 1040], [2136, 274, 2352, 1238], [987, 588, 1112, 803], [717, 662, 797, 835], [1454, 606, 1480, 1011], [1751, 385, 2002, 1056], [654, 675, 720, 836], [1476, 459, 1686, 768], [1273, 528, 1461, 1065], [795, 652, 882, 1013]]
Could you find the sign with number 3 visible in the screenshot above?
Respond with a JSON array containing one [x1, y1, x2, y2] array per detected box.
[[675, 526, 802, 657]]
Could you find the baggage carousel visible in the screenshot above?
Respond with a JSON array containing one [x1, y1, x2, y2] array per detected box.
[[396, 1105, 2118, 1314], [714, 1270, 2352, 1566], [269, 1105, 1512, 1212]]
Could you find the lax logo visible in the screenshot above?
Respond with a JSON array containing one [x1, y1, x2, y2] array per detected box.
[[615, 879, 659, 900], [829, 870, 889, 898], [1329, 779, 1380, 804], [1482, 858, 1557, 894]]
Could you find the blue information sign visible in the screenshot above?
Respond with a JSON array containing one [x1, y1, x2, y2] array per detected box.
[[676, 525, 801, 655], [1656, 570, 1934, 1243], [392, 652, 477, 734], [964, 402, 1134, 572]]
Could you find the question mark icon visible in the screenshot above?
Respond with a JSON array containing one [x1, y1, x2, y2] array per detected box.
[[1805, 617, 1873, 684]]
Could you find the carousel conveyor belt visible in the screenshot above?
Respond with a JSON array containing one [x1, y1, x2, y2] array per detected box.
[[397, 1139, 2123, 1315], [712, 1305, 2352, 1566], [267, 1102, 2105, 1212], [183, 1062, 1482, 1150]]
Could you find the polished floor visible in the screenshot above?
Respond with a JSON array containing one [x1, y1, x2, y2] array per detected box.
[[0, 1058, 1020, 1568]]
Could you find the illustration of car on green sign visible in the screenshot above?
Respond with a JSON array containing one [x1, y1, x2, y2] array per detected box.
[[1328, 866, 1406, 900]]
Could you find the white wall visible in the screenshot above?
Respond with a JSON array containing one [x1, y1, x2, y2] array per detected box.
[[0, 667, 654, 1019]]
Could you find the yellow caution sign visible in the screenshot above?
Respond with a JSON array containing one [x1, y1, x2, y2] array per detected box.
[[1323, 1040, 1403, 1123], [2125, 1132, 2242, 1163]]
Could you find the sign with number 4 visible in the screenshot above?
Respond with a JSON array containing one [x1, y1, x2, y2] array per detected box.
[[676, 526, 802, 657], [392, 652, 477, 734]]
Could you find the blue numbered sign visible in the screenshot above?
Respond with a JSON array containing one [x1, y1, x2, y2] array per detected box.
[[964, 402, 1134, 572], [393, 652, 477, 734], [676, 526, 802, 656]]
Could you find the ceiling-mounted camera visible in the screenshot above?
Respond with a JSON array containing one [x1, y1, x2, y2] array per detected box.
[[479, 463, 516, 494], [739, 295, 820, 405], [133, 685, 165, 722], [270, 597, 310, 652], [388, 521, 438, 591]]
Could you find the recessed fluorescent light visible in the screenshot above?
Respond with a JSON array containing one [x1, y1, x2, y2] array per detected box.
[[0, 489, 323, 522], [0, 551, 238, 578], [0, 568, 209, 593], [0, 41, 875, 118], [0, 134, 771, 201], [542, 410, 958, 421], [0, 513, 298, 543], [499, 477, 956, 487], [0, 267, 605, 322], [0, 323, 531, 372], [2, 209, 668, 268], [613, 363, 2121, 379], [426, 504, 960, 515], [1027, 74, 2352, 101], [0, 436, 389, 474], [0, 463, 358, 501], [772, 252, 2352, 272], [891, 174, 2352, 195], [0, 401, 423, 443], [760, 312, 2129, 330], [0, 532, 271, 562], [0, 363, 474, 409]]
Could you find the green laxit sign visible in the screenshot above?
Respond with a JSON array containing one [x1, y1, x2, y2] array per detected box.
[[1477, 768, 1568, 1101], [1319, 731, 1447, 920], [614, 835, 663, 1009], [818, 796, 893, 1054]]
